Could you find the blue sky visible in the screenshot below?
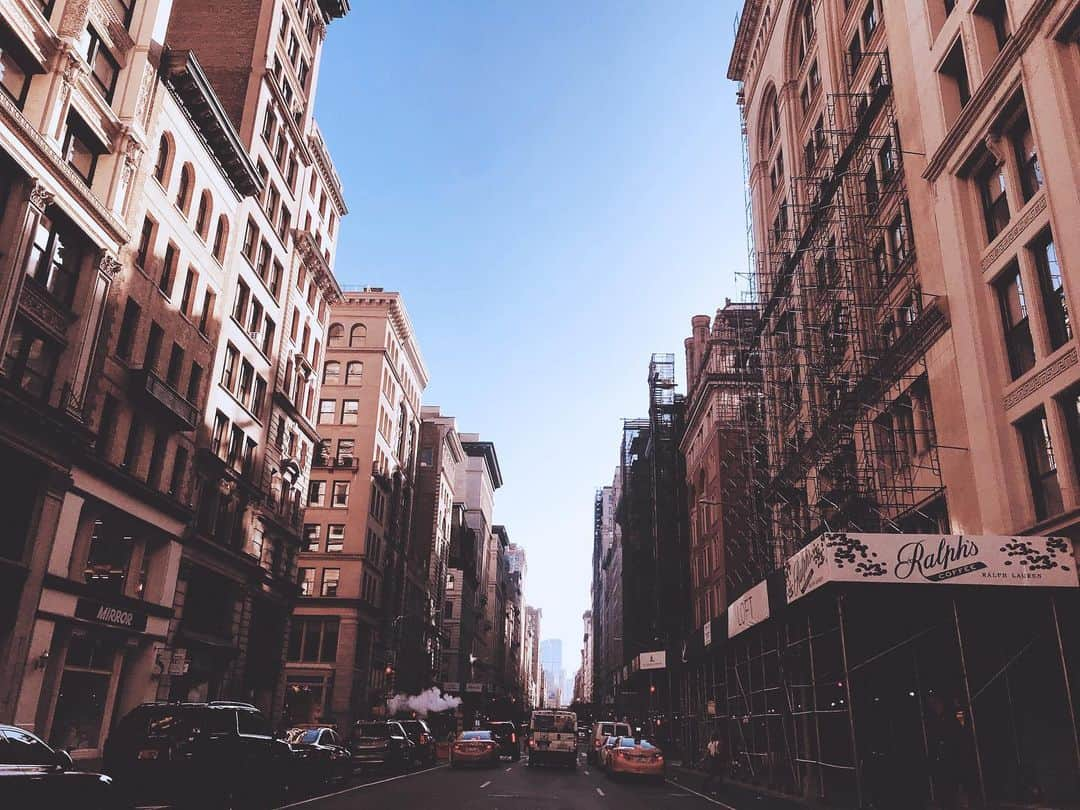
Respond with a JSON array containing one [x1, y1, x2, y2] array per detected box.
[[316, 1, 747, 679]]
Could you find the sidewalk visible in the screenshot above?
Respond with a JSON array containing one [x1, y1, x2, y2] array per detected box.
[[666, 764, 806, 809]]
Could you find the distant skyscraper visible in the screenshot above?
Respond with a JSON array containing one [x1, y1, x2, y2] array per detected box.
[[540, 639, 563, 707]]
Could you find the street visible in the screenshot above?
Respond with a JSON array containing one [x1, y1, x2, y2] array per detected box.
[[277, 754, 801, 810]]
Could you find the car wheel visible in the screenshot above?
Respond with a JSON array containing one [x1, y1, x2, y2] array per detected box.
[[512, 753, 520, 762]]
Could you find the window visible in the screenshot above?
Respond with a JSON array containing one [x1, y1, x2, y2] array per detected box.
[[1020, 409, 1063, 519], [940, 39, 971, 117], [287, 617, 338, 662], [307, 480, 326, 506], [116, 298, 140, 360], [847, 34, 863, 75], [796, 1, 814, 64], [169, 446, 188, 498], [233, 279, 250, 324], [345, 361, 363, 385], [147, 430, 168, 487], [879, 137, 896, 184], [237, 360, 254, 405], [975, 0, 1011, 52], [262, 107, 276, 141], [212, 411, 228, 456], [135, 216, 154, 270], [227, 425, 244, 468], [199, 289, 216, 335], [0, 25, 34, 106], [270, 260, 283, 299], [195, 191, 212, 238], [252, 376, 266, 418], [341, 400, 359, 425], [1032, 231, 1070, 350], [1009, 114, 1042, 202], [444, 601, 453, 619], [160, 243, 178, 297], [97, 394, 119, 457], [321, 568, 340, 596], [318, 399, 336, 424], [976, 158, 1009, 241], [166, 343, 184, 388], [144, 322, 164, 372], [180, 268, 197, 317], [247, 297, 263, 335], [888, 215, 908, 266], [303, 524, 321, 552], [176, 164, 194, 214], [123, 413, 144, 470], [996, 264, 1035, 379], [213, 216, 229, 261], [153, 134, 171, 184], [861, 2, 878, 41], [242, 218, 257, 261], [1, 320, 58, 400], [298, 567, 316, 596], [81, 27, 119, 101], [323, 361, 341, 384], [261, 316, 276, 356], [331, 481, 349, 507], [186, 363, 202, 403], [221, 344, 238, 389], [365, 529, 381, 564], [336, 438, 355, 463], [327, 524, 344, 552], [24, 213, 85, 307], [349, 323, 367, 346]]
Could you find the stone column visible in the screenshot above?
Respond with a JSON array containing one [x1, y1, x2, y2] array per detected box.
[[0, 179, 53, 360], [0, 470, 72, 724], [63, 252, 120, 421]]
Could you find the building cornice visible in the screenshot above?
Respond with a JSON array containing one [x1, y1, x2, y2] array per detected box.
[[307, 121, 347, 216], [462, 440, 503, 490], [294, 229, 343, 304], [727, 0, 766, 81], [162, 49, 262, 198]]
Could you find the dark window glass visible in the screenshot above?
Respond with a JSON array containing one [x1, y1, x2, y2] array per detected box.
[[62, 115, 100, 184], [24, 213, 85, 307], [1020, 409, 1063, 519], [1010, 114, 1042, 202], [977, 160, 1009, 241], [1032, 231, 1070, 349], [1, 319, 58, 400], [116, 298, 140, 360], [81, 27, 118, 101], [996, 265, 1035, 379]]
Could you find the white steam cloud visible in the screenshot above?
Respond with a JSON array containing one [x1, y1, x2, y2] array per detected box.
[[386, 687, 463, 718]]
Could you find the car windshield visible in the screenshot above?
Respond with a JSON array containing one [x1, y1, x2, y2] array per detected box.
[[619, 738, 637, 747], [615, 724, 631, 736], [356, 723, 388, 738], [287, 729, 321, 744], [605, 736, 618, 746], [462, 731, 492, 741], [599, 723, 614, 735]]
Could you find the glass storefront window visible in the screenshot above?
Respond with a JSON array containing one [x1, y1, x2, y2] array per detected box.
[[50, 635, 115, 752], [84, 518, 134, 595]]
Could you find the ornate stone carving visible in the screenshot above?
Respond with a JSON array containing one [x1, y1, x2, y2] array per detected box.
[[983, 133, 1007, 166], [980, 193, 1048, 272], [19, 283, 70, 340], [135, 61, 156, 130], [57, 42, 86, 86], [98, 253, 122, 277], [29, 180, 54, 211], [1003, 347, 1078, 410]]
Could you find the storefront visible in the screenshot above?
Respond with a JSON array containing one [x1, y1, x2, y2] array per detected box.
[[682, 533, 1080, 807]]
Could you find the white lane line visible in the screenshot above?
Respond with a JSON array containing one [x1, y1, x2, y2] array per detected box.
[[480, 780, 492, 788], [275, 764, 447, 809], [505, 766, 513, 772], [596, 787, 606, 796], [584, 769, 590, 776], [664, 779, 739, 810]]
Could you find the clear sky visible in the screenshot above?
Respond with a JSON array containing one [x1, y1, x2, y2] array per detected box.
[[316, 1, 747, 680]]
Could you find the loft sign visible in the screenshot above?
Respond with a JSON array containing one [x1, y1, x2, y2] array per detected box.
[[786, 532, 1078, 604], [75, 597, 148, 632], [727, 580, 770, 638]]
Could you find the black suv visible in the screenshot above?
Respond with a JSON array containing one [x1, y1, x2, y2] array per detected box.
[[396, 719, 436, 766], [481, 721, 521, 761], [0, 724, 118, 809], [350, 720, 414, 771], [103, 701, 291, 808]]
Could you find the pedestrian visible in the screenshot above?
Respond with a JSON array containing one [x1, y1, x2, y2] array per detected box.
[[926, 695, 963, 809], [701, 732, 725, 795]]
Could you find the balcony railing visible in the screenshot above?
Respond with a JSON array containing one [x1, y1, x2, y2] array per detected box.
[[130, 368, 199, 431]]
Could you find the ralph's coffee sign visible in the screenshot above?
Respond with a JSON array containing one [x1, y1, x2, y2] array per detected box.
[[75, 597, 148, 632], [786, 532, 1078, 604]]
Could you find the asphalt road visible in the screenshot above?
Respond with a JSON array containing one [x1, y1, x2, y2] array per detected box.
[[277, 753, 801, 810]]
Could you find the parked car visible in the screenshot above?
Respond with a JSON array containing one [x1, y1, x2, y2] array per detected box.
[[481, 721, 520, 761], [449, 730, 499, 768], [597, 735, 620, 771], [350, 721, 414, 771], [527, 710, 577, 768], [284, 726, 352, 789], [606, 737, 665, 782], [396, 719, 436, 766], [103, 701, 290, 808], [0, 724, 118, 809], [587, 720, 632, 764]]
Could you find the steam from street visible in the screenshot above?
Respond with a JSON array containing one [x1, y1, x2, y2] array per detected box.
[[386, 687, 463, 717]]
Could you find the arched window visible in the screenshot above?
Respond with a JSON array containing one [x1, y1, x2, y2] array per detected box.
[[176, 163, 195, 214], [349, 323, 367, 347], [345, 361, 363, 385], [212, 215, 229, 261], [323, 361, 341, 384], [795, 1, 815, 66], [195, 191, 212, 239], [759, 86, 780, 157], [328, 323, 345, 347], [153, 134, 172, 184]]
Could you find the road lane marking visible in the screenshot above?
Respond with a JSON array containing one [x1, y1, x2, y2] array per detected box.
[[664, 779, 739, 810], [274, 764, 447, 809], [480, 780, 492, 788], [596, 787, 606, 796], [584, 769, 590, 775], [505, 766, 513, 772]]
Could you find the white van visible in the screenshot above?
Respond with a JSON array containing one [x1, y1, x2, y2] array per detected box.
[[587, 720, 632, 764], [527, 710, 578, 768]]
